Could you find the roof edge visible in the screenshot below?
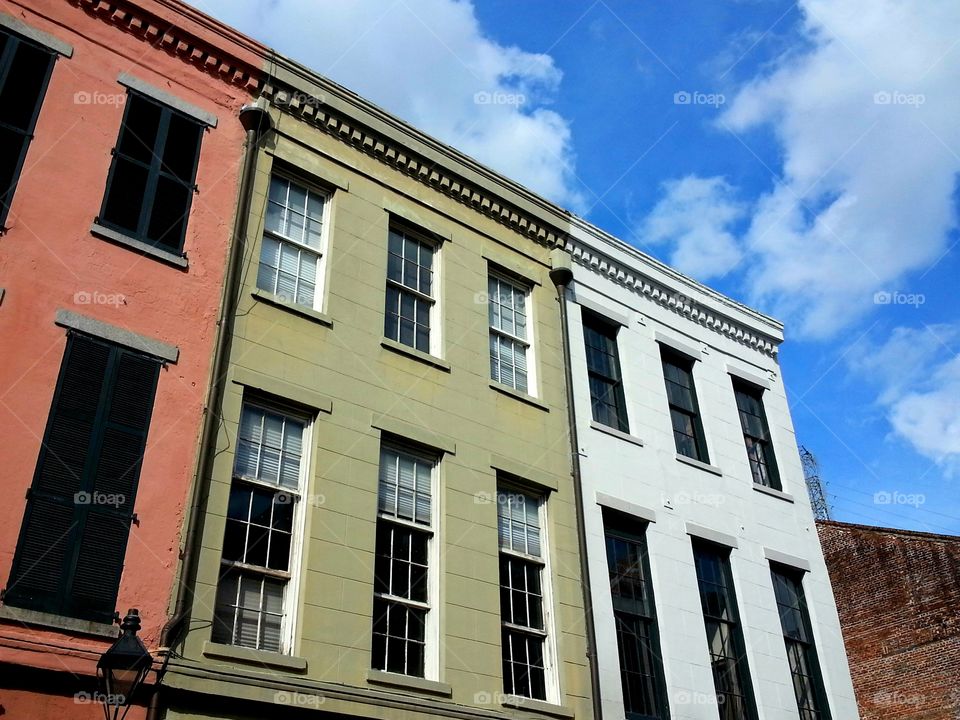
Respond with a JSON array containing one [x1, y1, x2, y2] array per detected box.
[[816, 519, 960, 543]]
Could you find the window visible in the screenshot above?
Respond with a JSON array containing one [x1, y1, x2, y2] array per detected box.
[[489, 274, 532, 393], [692, 542, 757, 720], [0, 27, 56, 227], [212, 403, 308, 653], [771, 566, 831, 720], [604, 512, 669, 719], [371, 444, 436, 677], [384, 226, 435, 353], [4, 333, 160, 623], [98, 91, 204, 253], [256, 174, 329, 308], [498, 488, 552, 700], [661, 349, 709, 462], [583, 311, 628, 432], [733, 381, 780, 489]]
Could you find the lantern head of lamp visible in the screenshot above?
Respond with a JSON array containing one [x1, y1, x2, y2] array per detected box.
[[97, 609, 153, 720]]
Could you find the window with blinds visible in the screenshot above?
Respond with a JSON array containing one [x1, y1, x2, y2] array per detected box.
[[4, 333, 160, 623], [489, 273, 532, 393], [498, 488, 552, 701], [212, 402, 308, 653], [371, 444, 436, 677], [256, 174, 329, 309]]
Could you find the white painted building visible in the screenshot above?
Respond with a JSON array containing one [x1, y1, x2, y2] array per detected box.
[[559, 219, 860, 720]]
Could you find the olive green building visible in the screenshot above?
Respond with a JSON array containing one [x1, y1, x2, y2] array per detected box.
[[161, 50, 592, 720]]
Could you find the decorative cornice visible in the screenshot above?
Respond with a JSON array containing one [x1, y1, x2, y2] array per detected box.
[[261, 82, 568, 249], [558, 238, 781, 356], [261, 81, 781, 357], [68, 0, 263, 92]]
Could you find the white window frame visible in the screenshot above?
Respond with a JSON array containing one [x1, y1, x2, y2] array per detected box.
[[384, 224, 441, 356], [497, 485, 559, 704], [257, 172, 332, 313], [488, 271, 537, 396], [214, 399, 312, 655], [372, 442, 441, 680]]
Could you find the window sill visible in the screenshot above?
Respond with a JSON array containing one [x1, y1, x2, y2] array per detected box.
[[251, 289, 333, 327], [753, 483, 794, 503], [589, 421, 643, 447], [201, 640, 307, 672], [366, 669, 453, 697], [489, 382, 549, 411], [381, 338, 451, 372], [0, 604, 118, 638], [90, 222, 189, 269], [675, 453, 723, 476], [501, 695, 574, 718]]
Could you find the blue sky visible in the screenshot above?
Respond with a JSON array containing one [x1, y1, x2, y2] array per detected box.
[[189, 0, 960, 534]]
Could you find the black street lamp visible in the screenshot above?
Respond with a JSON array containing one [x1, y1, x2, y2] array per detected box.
[[97, 609, 153, 720]]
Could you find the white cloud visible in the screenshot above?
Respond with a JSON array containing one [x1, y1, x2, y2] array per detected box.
[[188, 0, 584, 210], [646, 0, 960, 338], [639, 175, 745, 280], [851, 325, 960, 472]]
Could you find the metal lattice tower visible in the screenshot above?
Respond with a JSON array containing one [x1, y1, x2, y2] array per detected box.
[[799, 445, 831, 521]]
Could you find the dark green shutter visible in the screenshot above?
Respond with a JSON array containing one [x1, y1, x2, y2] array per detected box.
[[98, 93, 203, 252], [0, 28, 56, 227], [4, 333, 160, 622]]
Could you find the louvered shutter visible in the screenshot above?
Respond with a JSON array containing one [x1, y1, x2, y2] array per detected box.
[[4, 333, 160, 622]]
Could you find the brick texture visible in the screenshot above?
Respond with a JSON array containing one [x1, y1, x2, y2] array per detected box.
[[817, 521, 960, 720]]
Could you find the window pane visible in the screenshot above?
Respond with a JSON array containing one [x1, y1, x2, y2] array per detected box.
[[116, 95, 161, 165], [605, 520, 668, 719], [214, 569, 289, 651], [233, 406, 305, 488], [378, 446, 433, 525], [371, 597, 427, 677], [162, 112, 202, 180], [102, 159, 148, 235], [147, 175, 190, 250], [693, 543, 756, 718], [772, 567, 830, 719], [497, 490, 541, 556]]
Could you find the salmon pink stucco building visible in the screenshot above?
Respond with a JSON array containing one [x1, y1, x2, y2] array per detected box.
[[0, 0, 265, 717]]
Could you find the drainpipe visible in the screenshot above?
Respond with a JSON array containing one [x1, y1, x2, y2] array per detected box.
[[146, 97, 273, 720], [549, 248, 603, 720]]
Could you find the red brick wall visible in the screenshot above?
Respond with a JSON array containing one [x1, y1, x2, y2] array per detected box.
[[817, 521, 960, 720]]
